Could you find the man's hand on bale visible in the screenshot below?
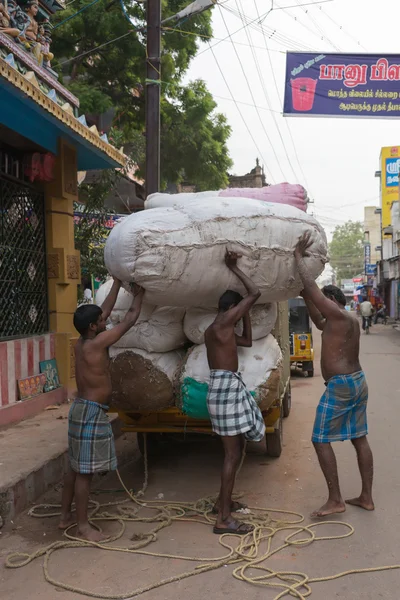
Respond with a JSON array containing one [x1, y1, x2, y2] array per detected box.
[[225, 249, 242, 269], [295, 232, 313, 259]]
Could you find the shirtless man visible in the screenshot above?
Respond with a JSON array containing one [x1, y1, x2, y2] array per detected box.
[[59, 278, 144, 541], [294, 233, 374, 518], [205, 250, 265, 535]]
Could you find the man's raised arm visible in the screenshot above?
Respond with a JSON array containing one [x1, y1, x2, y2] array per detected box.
[[224, 250, 261, 324], [294, 233, 342, 320], [94, 284, 145, 348], [101, 277, 122, 321]]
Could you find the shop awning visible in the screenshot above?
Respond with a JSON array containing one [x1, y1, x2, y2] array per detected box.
[[0, 57, 125, 171]]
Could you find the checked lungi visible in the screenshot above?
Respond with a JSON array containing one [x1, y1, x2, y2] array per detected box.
[[312, 371, 368, 444], [68, 398, 117, 474], [207, 370, 265, 442]]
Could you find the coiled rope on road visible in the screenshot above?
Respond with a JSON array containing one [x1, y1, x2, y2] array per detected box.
[[5, 436, 399, 600]]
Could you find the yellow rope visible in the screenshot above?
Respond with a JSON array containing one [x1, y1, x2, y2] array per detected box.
[[5, 437, 400, 599]]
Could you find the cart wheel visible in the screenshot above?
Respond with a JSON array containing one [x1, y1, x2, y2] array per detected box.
[[282, 383, 292, 418], [137, 432, 163, 457], [307, 367, 314, 378], [266, 415, 283, 458]]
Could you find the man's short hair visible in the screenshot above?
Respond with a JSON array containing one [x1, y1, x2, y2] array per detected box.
[[218, 290, 243, 312], [73, 305, 103, 336], [322, 285, 346, 308]]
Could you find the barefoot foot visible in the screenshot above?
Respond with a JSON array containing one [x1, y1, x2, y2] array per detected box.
[[345, 496, 375, 511], [75, 526, 107, 543], [311, 499, 346, 518], [58, 514, 75, 530]]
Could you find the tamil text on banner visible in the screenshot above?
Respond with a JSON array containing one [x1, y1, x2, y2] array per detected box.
[[284, 53, 400, 117]]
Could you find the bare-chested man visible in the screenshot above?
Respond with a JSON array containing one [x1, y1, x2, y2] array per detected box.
[[294, 232, 374, 518], [59, 278, 144, 541], [205, 250, 265, 535]]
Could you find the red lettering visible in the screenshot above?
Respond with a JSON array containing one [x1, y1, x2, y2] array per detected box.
[[343, 64, 368, 88], [319, 64, 334, 80], [371, 58, 388, 81]]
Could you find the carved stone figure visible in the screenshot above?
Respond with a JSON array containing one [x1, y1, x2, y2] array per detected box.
[[0, 0, 21, 37]]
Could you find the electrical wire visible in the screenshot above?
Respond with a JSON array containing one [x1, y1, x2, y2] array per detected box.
[[312, 0, 368, 51], [292, 0, 342, 50], [162, 26, 285, 54], [218, 4, 287, 181], [57, 29, 140, 66], [251, 0, 315, 195], [53, 0, 103, 30], [222, 4, 314, 51], [269, 0, 340, 48], [207, 42, 275, 182], [196, 5, 314, 57], [234, 0, 298, 182]]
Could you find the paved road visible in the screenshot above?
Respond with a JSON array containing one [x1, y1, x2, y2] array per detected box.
[[1, 323, 400, 599]]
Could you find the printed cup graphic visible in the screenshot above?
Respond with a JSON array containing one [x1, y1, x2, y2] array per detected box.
[[290, 78, 318, 112]]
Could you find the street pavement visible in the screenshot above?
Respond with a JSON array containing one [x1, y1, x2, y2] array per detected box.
[[1, 322, 400, 599]]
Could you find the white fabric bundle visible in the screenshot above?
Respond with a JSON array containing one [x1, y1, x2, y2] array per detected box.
[[182, 335, 281, 389], [178, 335, 283, 418], [113, 307, 186, 353], [104, 197, 327, 307], [109, 347, 184, 411], [95, 279, 155, 325], [184, 303, 277, 345]]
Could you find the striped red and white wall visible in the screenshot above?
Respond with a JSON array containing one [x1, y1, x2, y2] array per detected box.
[[0, 334, 55, 408]]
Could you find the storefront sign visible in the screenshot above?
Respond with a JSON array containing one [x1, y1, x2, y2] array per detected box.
[[365, 263, 376, 275], [284, 53, 400, 117], [380, 146, 400, 230]]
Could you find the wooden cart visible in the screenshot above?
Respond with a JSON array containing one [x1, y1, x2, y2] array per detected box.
[[112, 302, 291, 458]]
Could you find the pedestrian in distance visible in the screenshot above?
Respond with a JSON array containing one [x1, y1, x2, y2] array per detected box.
[[294, 232, 374, 518], [59, 278, 144, 541], [360, 298, 374, 332], [205, 250, 265, 535]]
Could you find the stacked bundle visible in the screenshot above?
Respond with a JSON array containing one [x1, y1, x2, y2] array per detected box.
[[102, 195, 327, 416]]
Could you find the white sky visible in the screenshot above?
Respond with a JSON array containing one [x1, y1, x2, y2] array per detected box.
[[184, 0, 400, 237]]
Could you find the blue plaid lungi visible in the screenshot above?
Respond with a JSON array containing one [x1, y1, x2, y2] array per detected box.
[[207, 370, 265, 442], [312, 371, 368, 443], [68, 398, 117, 474]]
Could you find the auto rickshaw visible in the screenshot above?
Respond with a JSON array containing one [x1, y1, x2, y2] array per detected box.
[[289, 296, 314, 377]]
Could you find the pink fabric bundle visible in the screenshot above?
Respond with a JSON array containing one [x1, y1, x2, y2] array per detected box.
[[219, 183, 308, 212]]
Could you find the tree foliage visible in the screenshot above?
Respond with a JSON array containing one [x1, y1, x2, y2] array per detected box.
[[51, 0, 232, 188], [329, 221, 365, 282], [74, 170, 120, 281]]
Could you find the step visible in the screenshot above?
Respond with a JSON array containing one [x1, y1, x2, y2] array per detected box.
[[0, 403, 123, 523]]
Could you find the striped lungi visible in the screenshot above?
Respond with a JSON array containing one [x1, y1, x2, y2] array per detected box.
[[312, 371, 368, 444], [206, 370, 265, 442], [68, 398, 117, 474]]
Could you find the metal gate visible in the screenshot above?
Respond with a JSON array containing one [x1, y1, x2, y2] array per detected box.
[[0, 172, 48, 339]]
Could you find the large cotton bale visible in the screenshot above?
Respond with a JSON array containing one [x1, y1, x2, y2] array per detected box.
[[95, 279, 155, 325], [184, 303, 277, 345], [178, 335, 282, 419], [109, 347, 184, 412], [104, 197, 327, 307], [112, 307, 187, 353]]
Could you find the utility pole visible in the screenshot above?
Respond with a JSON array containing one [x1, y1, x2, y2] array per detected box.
[[145, 0, 161, 197]]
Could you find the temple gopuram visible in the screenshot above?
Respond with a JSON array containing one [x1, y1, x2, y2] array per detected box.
[[0, 0, 125, 425]]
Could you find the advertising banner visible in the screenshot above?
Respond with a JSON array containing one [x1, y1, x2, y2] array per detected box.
[[380, 146, 400, 230], [284, 53, 400, 117]]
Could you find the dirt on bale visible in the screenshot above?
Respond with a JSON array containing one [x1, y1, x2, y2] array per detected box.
[[110, 351, 174, 411]]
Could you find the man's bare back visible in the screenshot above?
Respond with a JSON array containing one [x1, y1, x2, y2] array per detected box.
[[321, 311, 361, 381]]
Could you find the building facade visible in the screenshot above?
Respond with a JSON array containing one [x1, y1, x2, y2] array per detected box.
[[0, 2, 124, 425]]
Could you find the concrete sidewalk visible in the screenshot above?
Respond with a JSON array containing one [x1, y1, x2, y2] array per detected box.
[[0, 404, 127, 523]]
